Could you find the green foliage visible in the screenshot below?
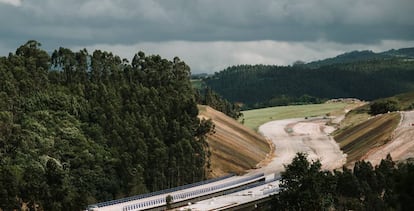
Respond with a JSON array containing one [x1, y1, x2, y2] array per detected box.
[[395, 161, 414, 211], [373, 91, 414, 111], [195, 87, 243, 119], [369, 100, 399, 115], [166, 194, 173, 209], [274, 153, 414, 210], [204, 58, 414, 108], [307, 47, 414, 68], [275, 153, 335, 210], [0, 41, 211, 209]]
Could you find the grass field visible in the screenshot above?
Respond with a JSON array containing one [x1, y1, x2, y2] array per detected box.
[[242, 103, 350, 131], [190, 79, 206, 90], [381, 91, 414, 110], [333, 104, 371, 134]]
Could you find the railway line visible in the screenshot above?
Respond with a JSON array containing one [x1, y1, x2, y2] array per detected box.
[[88, 173, 267, 211], [88, 115, 345, 211]]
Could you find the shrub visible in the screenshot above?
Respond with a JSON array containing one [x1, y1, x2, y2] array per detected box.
[[369, 100, 399, 115]]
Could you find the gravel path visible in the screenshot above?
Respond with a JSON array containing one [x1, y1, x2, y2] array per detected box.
[[249, 117, 346, 175]]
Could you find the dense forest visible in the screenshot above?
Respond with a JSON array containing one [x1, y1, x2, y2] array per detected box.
[[306, 47, 414, 68], [204, 50, 414, 109], [195, 87, 243, 119], [0, 41, 213, 210], [274, 153, 414, 210]]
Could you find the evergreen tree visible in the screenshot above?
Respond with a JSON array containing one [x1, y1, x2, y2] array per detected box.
[[0, 41, 212, 210]]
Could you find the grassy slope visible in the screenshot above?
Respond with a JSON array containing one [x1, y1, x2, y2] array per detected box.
[[242, 103, 349, 131], [333, 91, 414, 165], [382, 91, 414, 110], [198, 105, 271, 178], [335, 113, 400, 165], [334, 104, 371, 131]]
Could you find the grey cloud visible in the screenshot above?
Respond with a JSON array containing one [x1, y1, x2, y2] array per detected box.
[[0, 0, 413, 55], [73, 39, 414, 74], [0, 0, 21, 7]]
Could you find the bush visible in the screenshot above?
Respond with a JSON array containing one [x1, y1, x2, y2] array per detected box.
[[369, 100, 399, 115]]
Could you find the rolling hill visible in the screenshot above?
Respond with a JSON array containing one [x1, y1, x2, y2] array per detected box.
[[306, 47, 414, 68], [203, 47, 414, 108]]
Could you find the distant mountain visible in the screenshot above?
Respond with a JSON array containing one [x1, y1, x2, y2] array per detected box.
[[382, 47, 414, 58], [307, 47, 414, 68]]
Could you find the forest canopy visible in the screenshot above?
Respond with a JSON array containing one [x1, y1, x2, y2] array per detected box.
[[205, 58, 414, 109], [274, 153, 414, 210], [0, 40, 212, 210]]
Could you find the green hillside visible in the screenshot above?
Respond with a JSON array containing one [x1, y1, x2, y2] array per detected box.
[[204, 49, 414, 108], [307, 47, 414, 68], [338, 91, 414, 130], [0, 41, 212, 210]]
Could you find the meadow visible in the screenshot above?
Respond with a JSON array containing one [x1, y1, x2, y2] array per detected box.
[[242, 102, 349, 131]]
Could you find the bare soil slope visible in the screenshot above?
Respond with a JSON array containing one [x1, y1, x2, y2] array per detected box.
[[198, 105, 271, 178], [334, 112, 400, 166], [334, 110, 414, 167], [363, 111, 414, 166]]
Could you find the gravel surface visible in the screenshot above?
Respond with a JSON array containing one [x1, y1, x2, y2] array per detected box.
[[249, 117, 346, 175]]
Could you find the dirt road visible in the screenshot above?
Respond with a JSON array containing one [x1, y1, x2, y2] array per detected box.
[[363, 111, 414, 165], [250, 117, 346, 175]]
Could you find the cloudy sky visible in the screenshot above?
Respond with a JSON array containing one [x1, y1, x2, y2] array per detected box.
[[1, 0, 414, 73]]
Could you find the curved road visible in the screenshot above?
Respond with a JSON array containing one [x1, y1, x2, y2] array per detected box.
[[250, 117, 346, 175]]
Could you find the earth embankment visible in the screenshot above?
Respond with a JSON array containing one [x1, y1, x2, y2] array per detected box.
[[335, 112, 400, 166], [198, 105, 271, 178], [362, 111, 414, 165]]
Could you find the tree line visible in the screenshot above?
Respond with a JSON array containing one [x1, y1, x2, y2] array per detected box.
[[274, 153, 414, 210], [195, 87, 243, 119], [0, 40, 213, 210], [204, 59, 414, 109]]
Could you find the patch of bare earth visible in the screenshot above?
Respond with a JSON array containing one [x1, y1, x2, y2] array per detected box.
[[335, 113, 400, 167], [198, 105, 271, 178], [250, 117, 346, 176], [363, 111, 414, 166]]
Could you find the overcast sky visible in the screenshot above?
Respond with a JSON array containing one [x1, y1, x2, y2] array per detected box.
[[1, 0, 414, 74]]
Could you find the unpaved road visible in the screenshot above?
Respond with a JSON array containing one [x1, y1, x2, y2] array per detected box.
[[250, 117, 346, 175], [363, 111, 414, 165]]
